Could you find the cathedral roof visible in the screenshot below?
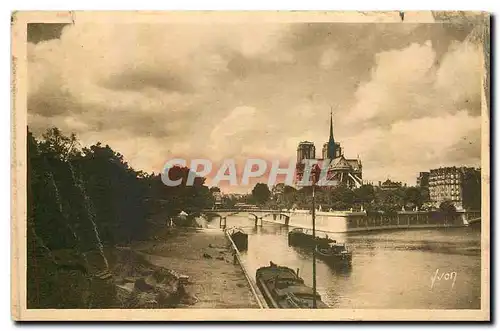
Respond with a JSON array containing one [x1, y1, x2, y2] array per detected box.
[[328, 156, 361, 170], [329, 156, 352, 170], [347, 159, 361, 171]]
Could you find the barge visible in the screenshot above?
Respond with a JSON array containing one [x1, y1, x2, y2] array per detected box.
[[288, 227, 333, 247], [227, 227, 248, 251], [288, 227, 352, 267], [255, 262, 329, 309], [316, 242, 352, 267]]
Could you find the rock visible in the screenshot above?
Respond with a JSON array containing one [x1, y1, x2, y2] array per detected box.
[[136, 292, 159, 308], [114, 276, 126, 284], [141, 268, 154, 276], [156, 283, 178, 306], [216, 256, 224, 261], [134, 277, 154, 291], [95, 270, 113, 280], [169, 271, 190, 285], [116, 283, 135, 305], [208, 243, 214, 248], [144, 274, 157, 288], [203, 253, 212, 259]]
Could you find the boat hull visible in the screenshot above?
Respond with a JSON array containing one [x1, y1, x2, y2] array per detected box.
[[288, 229, 333, 248], [315, 248, 352, 267], [255, 263, 329, 309]]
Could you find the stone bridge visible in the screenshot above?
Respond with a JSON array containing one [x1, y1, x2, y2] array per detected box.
[[200, 209, 291, 228]]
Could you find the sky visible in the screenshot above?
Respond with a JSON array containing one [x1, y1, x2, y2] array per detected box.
[[27, 13, 487, 193]]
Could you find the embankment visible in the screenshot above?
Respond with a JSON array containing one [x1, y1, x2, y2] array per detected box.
[[136, 227, 260, 308], [28, 227, 259, 309]]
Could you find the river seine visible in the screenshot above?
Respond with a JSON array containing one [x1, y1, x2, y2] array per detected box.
[[212, 215, 481, 309]]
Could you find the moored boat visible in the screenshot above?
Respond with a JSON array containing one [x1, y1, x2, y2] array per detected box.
[[315, 242, 352, 267], [255, 261, 329, 309], [227, 227, 248, 251], [288, 227, 333, 248]]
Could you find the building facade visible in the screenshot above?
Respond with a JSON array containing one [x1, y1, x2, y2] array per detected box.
[[296, 141, 316, 164], [428, 166, 481, 210], [295, 113, 363, 189], [377, 179, 403, 191], [417, 171, 430, 189]]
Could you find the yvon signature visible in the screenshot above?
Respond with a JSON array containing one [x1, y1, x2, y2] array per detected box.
[[431, 269, 457, 289]]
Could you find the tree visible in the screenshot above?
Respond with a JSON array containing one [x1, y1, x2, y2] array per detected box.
[[403, 187, 423, 208], [148, 165, 212, 215], [252, 183, 271, 205], [330, 184, 355, 208], [223, 196, 237, 209], [209, 187, 221, 193], [462, 169, 481, 210], [439, 200, 457, 214], [354, 184, 375, 205], [39, 127, 80, 160], [439, 200, 458, 222], [26, 126, 215, 308]]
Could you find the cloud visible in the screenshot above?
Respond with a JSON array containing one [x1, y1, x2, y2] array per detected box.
[[27, 22, 485, 192], [339, 35, 483, 184], [346, 41, 437, 126], [341, 111, 480, 184], [435, 40, 483, 115]]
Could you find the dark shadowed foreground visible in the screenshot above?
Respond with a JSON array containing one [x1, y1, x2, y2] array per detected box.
[[28, 227, 258, 309]]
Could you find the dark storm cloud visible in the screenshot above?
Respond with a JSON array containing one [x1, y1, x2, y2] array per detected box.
[[100, 67, 194, 93], [107, 108, 199, 139], [286, 22, 474, 68], [27, 23, 69, 43], [28, 87, 84, 117]]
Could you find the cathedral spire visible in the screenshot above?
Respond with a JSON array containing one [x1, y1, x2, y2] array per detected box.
[[329, 109, 334, 141], [327, 107, 336, 159]]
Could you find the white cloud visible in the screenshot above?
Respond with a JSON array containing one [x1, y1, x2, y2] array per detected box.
[[435, 40, 483, 110], [343, 111, 480, 184], [346, 41, 437, 124]]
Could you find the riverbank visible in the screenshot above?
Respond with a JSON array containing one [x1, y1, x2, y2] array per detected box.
[[133, 227, 260, 308], [28, 225, 259, 309]]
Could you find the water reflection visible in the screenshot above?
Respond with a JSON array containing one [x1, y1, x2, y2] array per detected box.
[[217, 215, 481, 309]]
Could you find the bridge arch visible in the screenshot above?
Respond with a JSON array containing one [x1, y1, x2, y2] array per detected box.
[[201, 211, 243, 229], [260, 212, 290, 225], [200, 209, 291, 227]]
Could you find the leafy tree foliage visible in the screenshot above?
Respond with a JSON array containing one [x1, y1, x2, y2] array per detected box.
[[251, 183, 271, 205], [353, 184, 375, 205], [462, 169, 481, 210], [403, 187, 424, 208], [27, 126, 213, 308]]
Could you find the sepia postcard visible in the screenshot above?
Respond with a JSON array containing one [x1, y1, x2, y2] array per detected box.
[[11, 10, 490, 321]]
